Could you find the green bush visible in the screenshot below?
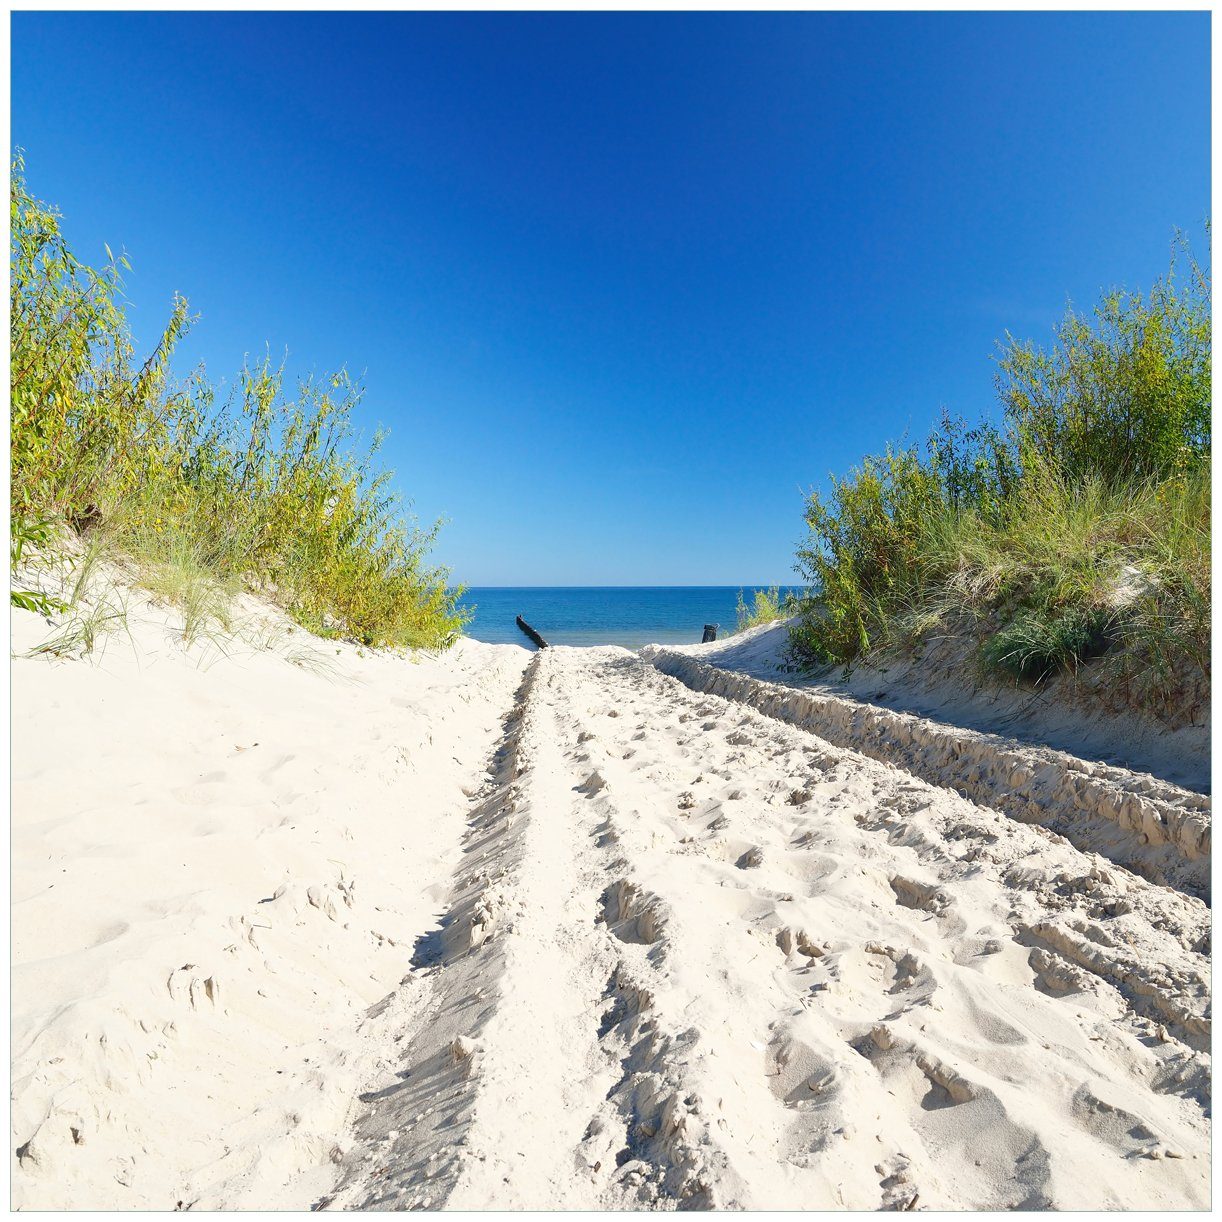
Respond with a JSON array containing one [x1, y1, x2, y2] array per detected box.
[[794, 445, 947, 662], [10, 516, 68, 616], [734, 586, 798, 633], [981, 605, 1115, 683], [997, 237, 1210, 485], [10, 156, 467, 650], [792, 236, 1210, 710]]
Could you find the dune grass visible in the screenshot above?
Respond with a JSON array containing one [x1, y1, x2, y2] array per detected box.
[[10, 157, 468, 651], [734, 586, 799, 633], [792, 237, 1210, 715]]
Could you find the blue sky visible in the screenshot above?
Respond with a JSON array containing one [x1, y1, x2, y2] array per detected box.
[[11, 12, 1210, 585]]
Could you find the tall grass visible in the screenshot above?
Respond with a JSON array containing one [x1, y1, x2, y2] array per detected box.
[[792, 237, 1210, 715], [10, 156, 467, 650], [734, 586, 798, 633]]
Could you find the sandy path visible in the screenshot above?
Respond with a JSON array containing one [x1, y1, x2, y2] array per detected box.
[[327, 646, 1210, 1210]]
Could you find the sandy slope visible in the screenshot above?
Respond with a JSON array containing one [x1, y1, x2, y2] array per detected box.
[[10, 596, 529, 1208], [10, 603, 1211, 1209], [677, 620, 1209, 793], [643, 639, 1211, 902]]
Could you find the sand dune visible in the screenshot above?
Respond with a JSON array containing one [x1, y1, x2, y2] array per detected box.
[[10, 595, 529, 1208], [10, 599, 1211, 1209]]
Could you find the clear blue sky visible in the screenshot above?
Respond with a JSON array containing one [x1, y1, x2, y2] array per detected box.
[[12, 12, 1210, 585]]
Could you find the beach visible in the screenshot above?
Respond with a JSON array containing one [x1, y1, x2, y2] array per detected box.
[[9, 8, 1211, 1213], [10, 591, 1210, 1210]]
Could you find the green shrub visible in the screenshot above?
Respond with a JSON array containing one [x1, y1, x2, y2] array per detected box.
[[792, 236, 1210, 711], [10, 515, 68, 616], [981, 605, 1116, 683], [734, 586, 798, 633], [996, 235, 1210, 485], [794, 444, 948, 662], [10, 156, 467, 650]]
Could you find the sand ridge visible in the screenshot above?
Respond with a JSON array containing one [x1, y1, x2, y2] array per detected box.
[[642, 643, 1211, 900], [10, 595, 530, 1209]]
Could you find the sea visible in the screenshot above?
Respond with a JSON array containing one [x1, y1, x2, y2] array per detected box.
[[457, 586, 790, 649]]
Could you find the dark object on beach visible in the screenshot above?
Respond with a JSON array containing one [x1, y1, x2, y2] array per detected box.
[[516, 615, 549, 649], [701, 624, 719, 643]]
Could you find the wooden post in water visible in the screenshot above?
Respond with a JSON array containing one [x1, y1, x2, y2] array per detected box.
[[701, 624, 719, 643], [516, 615, 549, 649]]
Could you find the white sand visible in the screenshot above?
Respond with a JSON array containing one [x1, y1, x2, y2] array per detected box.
[[681, 620, 1210, 792], [11, 592, 529, 1208], [10, 596, 1211, 1209]]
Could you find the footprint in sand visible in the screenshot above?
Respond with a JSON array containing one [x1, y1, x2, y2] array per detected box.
[[576, 771, 608, 797]]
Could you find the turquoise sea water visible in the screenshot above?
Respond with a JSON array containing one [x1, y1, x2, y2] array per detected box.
[[458, 586, 787, 648]]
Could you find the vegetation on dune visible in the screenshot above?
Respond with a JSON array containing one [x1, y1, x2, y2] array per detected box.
[[792, 236, 1210, 716], [10, 157, 468, 651], [734, 585, 798, 633]]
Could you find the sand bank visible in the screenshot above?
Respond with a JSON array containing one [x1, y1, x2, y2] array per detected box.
[[11, 593, 528, 1208]]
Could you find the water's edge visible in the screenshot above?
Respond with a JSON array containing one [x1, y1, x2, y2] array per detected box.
[[458, 586, 791, 648]]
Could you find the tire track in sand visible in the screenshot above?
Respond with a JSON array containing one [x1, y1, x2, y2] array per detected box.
[[328, 647, 1210, 1210], [327, 649, 739, 1210], [642, 646, 1210, 901]]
